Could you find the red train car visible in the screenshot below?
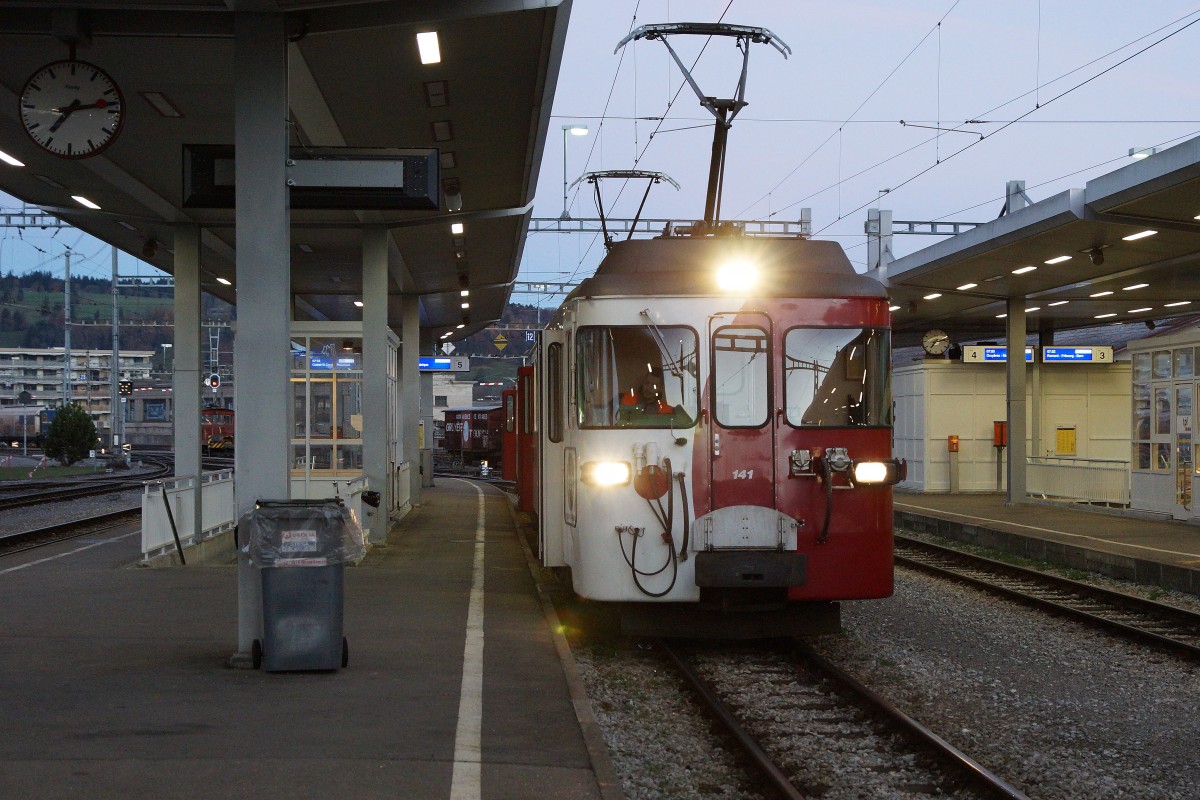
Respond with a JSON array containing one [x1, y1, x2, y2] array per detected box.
[[442, 406, 504, 468], [201, 407, 235, 452]]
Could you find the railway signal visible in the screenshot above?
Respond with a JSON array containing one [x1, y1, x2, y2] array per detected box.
[[206, 374, 221, 389]]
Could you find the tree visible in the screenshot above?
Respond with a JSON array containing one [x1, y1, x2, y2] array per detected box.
[[44, 404, 98, 466]]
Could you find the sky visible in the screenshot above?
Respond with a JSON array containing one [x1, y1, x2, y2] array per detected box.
[[514, 0, 1200, 303], [3, 0, 1200, 303]]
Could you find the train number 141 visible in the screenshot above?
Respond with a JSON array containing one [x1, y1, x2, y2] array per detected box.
[[731, 469, 755, 480]]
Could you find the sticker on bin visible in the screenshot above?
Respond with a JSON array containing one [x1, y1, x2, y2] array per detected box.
[[276, 557, 329, 567], [281, 529, 319, 552]]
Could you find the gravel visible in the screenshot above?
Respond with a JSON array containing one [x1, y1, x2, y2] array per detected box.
[[570, 567, 1200, 800]]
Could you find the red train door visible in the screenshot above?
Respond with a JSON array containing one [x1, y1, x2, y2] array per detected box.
[[708, 312, 775, 517]]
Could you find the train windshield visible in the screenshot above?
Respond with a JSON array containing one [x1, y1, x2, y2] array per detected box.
[[577, 325, 699, 429], [784, 327, 891, 427]]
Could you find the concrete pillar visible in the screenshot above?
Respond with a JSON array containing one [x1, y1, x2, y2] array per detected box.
[[233, 12, 290, 662], [1032, 322, 1055, 458], [362, 226, 390, 542], [1006, 299, 1027, 504], [866, 208, 893, 280], [173, 222, 203, 541], [401, 295, 421, 503]]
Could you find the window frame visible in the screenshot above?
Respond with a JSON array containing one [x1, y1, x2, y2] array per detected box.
[[782, 325, 892, 429]]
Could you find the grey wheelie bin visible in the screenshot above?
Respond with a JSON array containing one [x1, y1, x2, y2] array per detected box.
[[238, 498, 366, 672]]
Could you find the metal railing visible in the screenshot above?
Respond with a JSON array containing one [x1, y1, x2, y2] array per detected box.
[[1027, 456, 1130, 506]]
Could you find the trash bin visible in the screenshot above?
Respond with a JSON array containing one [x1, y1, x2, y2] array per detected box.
[[238, 498, 366, 672]]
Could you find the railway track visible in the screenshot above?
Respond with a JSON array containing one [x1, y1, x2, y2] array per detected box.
[[658, 640, 1028, 800], [0, 455, 173, 512], [0, 506, 142, 558], [895, 534, 1200, 660]]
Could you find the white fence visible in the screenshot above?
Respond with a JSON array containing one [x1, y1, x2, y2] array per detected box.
[[141, 470, 236, 560], [1026, 456, 1130, 506]]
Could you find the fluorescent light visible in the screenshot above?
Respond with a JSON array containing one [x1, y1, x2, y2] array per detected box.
[[923, 293, 941, 300], [461, 302, 470, 309], [996, 313, 1007, 318], [71, 195, 101, 209], [888, 305, 901, 312], [1129, 307, 1152, 313], [460, 289, 470, 297], [441, 332, 452, 339], [1012, 266, 1036, 275], [417, 31, 441, 64], [1048, 300, 1069, 306], [1165, 301, 1191, 307], [956, 282, 977, 290], [1044, 255, 1072, 264], [1122, 230, 1157, 241], [456, 323, 465, 329], [1026, 307, 1040, 313], [1090, 291, 1113, 297], [1095, 313, 1117, 319], [451, 222, 464, 235], [0, 149, 24, 167], [216, 277, 232, 286], [1123, 283, 1149, 291], [353, 300, 364, 308]]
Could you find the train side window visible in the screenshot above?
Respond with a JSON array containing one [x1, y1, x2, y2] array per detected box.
[[522, 373, 535, 434], [784, 327, 892, 427], [505, 394, 516, 433], [547, 342, 563, 443], [577, 325, 698, 429]]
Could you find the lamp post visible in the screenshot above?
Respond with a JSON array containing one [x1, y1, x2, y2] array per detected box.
[[160, 343, 173, 375], [561, 124, 588, 219]]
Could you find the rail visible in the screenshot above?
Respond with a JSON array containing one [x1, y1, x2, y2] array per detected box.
[[1026, 456, 1129, 506]]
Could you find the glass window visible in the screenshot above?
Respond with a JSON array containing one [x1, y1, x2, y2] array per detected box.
[[1153, 350, 1172, 379], [1134, 442, 1151, 470], [337, 378, 362, 438], [1155, 387, 1171, 435], [1155, 442, 1171, 471], [337, 445, 363, 470], [547, 343, 563, 443], [1177, 385, 1193, 419], [505, 393, 516, 433], [522, 372, 535, 434], [310, 381, 333, 439], [785, 327, 892, 427], [713, 326, 769, 428], [1176, 348, 1195, 379], [292, 380, 308, 438], [577, 325, 698, 429], [1133, 383, 1150, 441], [1132, 352, 1151, 382]]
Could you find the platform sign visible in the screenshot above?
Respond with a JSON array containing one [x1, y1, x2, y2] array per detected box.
[[418, 356, 470, 372], [962, 345, 1034, 363], [1041, 346, 1113, 363]]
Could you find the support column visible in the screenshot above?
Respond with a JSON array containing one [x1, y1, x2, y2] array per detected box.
[[420, 371, 434, 488], [401, 295, 421, 504], [233, 12, 290, 662], [1032, 321, 1055, 458], [1006, 298, 1027, 504], [173, 222, 203, 542], [866, 208, 893, 280], [363, 227, 390, 542]]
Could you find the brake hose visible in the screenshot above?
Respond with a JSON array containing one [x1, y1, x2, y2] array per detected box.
[[676, 471, 690, 561], [818, 456, 834, 544]]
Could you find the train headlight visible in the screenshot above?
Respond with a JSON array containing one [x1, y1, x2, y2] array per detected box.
[[581, 460, 632, 487], [851, 459, 907, 486], [715, 260, 759, 293]]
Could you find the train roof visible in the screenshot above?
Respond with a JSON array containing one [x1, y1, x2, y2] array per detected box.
[[562, 235, 887, 304]]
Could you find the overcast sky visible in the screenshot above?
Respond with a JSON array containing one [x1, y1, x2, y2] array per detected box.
[[2, 0, 1199, 302], [515, 0, 1200, 302]]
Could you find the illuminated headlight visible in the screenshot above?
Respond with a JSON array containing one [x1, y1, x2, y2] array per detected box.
[[581, 461, 631, 486], [715, 260, 759, 293], [851, 459, 907, 486]]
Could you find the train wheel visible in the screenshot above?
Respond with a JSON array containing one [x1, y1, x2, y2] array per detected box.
[[341, 637, 349, 668], [251, 639, 263, 670]]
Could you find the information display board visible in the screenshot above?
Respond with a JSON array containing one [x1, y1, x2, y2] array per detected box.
[[961, 346, 1034, 363], [1042, 346, 1113, 363], [418, 356, 471, 372]]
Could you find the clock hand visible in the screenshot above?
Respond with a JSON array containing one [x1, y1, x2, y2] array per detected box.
[[48, 99, 83, 133]]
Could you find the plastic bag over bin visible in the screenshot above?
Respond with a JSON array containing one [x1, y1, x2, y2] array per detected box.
[[238, 498, 367, 568]]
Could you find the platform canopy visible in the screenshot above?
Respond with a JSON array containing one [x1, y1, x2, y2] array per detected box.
[[882, 135, 1200, 346], [0, 0, 571, 340]]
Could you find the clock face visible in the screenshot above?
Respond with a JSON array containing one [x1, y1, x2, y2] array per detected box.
[[19, 60, 124, 159], [922, 329, 950, 355]]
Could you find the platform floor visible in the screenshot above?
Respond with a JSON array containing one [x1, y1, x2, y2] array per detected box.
[[0, 480, 621, 800], [894, 491, 1200, 595]]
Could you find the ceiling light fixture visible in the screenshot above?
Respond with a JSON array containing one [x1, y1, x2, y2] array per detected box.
[[1123, 283, 1149, 291], [996, 313, 1007, 318], [1048, 300, 1069, 306], [216, 277, 232, 286], [417, 31, 441, 64], [1026, 307, 1040, 312], [71, 195, 101, 210], [923, 293, 941, 300], [140, 91, 182, 118], [956, 283, 977, 291], [888, 305, 901, 312], [0, 149, 24, 167], [1165, 301, 1192, 307], [1090, 290, 1113, 297], [1128, 146, 1157, 159], [1129, 307, 1152, 313], [1122, 230, 1157, 241], [1095, 313, 1117, 319], [1013, 266, 1037, 274], [354, 300, 364, 308], [297, 243, 314, 253], [1044, 255, 1072, 264], [451, 222, 464, 235], [460, 289, 469, 297]]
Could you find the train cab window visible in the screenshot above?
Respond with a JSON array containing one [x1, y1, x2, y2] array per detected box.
[[547, 342, 563, 443], [576, 325, 698, 429], [713, 326, 770, 428], [784, 327, 891, 427]]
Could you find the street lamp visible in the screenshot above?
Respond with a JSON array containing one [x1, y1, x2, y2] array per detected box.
[[1128, 146, 1158, 159], [160, 343, 173, 375], [561, 124, 588, 219]]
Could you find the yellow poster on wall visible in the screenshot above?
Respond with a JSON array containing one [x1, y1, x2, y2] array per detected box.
[[1055, 426, 1076, 455]]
